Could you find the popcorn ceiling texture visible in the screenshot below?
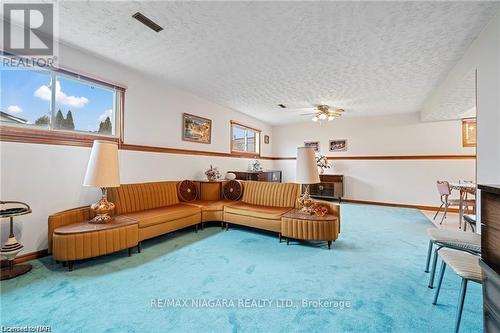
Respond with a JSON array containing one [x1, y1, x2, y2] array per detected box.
[[421, 70, 476, 122], [57, 1, 498, 124]]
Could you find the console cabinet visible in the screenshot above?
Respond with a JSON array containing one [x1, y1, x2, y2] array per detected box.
[[230, 171, 282, 183], [309, 174, 344, 202]]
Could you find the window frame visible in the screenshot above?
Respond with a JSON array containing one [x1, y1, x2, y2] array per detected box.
[[0, 55, 125, 147], [230, 121, 261, 157]]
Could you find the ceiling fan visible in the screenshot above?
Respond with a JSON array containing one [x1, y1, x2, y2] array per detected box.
[[295, 105, 345, 122]]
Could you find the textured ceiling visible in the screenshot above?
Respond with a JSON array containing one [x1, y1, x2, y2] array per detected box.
[[421, 70, 476, 122], [55, 1, 498, 125]]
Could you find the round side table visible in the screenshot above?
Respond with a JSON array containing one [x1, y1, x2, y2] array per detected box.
[[1, 201, 32, 280]]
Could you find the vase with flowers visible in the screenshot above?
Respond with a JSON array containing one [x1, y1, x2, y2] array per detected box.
[[205, 165, 221, 181], [315, 154, 331, 175]]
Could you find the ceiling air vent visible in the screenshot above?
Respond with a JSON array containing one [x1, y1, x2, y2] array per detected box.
[[278, 104, 287, 108], [132, 12, 163, 32]]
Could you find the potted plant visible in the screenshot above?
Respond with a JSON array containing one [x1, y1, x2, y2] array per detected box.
[[315, 154, 331, 175], [205, 165, 221, 181]]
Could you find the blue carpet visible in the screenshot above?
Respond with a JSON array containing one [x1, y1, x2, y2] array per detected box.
[[1, 204, 482, 332]]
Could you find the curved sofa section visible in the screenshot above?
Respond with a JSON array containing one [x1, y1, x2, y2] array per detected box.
[[48, 180, 341, 261]]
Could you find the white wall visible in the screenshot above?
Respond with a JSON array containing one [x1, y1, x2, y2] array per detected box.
[[57, 45, 274, 156], [423, 10, 499, 185], [422, 9, 500, 231], [272, 113, 475, 206], [0, 42, 273, 254]]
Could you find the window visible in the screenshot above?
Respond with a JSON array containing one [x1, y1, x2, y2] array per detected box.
[[1, 56, 124, 142], [231, 121, 261, 155]]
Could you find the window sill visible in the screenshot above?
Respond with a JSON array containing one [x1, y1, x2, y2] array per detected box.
[[230, 150, 261, 158], [0, 126, 119, 148]]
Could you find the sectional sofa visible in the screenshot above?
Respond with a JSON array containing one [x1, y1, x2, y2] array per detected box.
[[48, 180, 341, 267]]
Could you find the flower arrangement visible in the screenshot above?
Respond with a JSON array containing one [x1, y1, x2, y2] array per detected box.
[[205, 165, 221, 181], [248, 159, 263, 172], [310, 202, 330, 217], [315, 154, 331, 174]]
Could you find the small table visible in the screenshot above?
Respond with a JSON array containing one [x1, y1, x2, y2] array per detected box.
[[53, 216, 139, 271], [449, 182, 476, 230], [281, 209, 339, 249], [1, 201, 32, 280], [196, 180, 225, 200]]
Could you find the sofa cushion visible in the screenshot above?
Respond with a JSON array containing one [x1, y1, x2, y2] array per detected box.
[[224, 202, 292, 220], [186, 200, 238, 212], [241, 181, 299, 208], [122, 204, 200, 228], [108, 181, 180, 214]]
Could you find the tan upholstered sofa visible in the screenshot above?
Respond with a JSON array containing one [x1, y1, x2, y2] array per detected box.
[[223, 182, 300, 233], [48, 180, 340, 267], [107, 181, 201, 241]]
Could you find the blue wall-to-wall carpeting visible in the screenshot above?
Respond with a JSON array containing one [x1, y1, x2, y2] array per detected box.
[[1, 204, 482, 332]]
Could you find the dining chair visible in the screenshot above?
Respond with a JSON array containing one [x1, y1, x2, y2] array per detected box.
[[424, 228, 480, 288], [432, 249, 482, 333], [433, 181, 462, 224]]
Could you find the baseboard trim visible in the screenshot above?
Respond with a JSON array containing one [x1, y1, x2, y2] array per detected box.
[[342, 198, 459, 213], [0, 249, 49, 267]]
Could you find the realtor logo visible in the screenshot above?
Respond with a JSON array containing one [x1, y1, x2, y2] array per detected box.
[[3, 3, 54, 56]]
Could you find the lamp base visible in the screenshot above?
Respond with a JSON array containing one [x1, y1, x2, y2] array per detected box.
[[298, 185, 314, 214], [89, 192, 115, 224]]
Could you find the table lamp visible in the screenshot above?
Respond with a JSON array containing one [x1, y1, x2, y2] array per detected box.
[[83, 140, 120, 223], [295, 147, 320, 213]]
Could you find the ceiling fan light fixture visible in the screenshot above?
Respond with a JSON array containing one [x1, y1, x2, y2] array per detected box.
[[328, 115, 335, 121], [312, 116, 319, 122], [318, 113, 327, 120]]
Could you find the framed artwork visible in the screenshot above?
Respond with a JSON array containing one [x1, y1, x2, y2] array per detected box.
[[462, 118, 476, 147], [264, 135, 270, 144], [329, 139, 347, 152], [182, 113, 212, 144], [304, 141, 320, 152]]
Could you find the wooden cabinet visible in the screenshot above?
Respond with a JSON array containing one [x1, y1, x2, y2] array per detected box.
[[230, 171, 282, 183], [309, 174, 344, 202], [480, 185, 500, 273], [478, 184, 500, 333]]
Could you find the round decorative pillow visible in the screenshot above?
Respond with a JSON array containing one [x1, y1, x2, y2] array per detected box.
[[178, 180, 198, 202], [223, 180, 243, 201], [225, 172, 236, 180]]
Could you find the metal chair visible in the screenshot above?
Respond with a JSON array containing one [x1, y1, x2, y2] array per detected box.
[[424, 228, 480, 288], [463, 214, 476, 232], [460, 181, 477, 227], [433, 181, 462, 224], [432, 249, 482, 333]]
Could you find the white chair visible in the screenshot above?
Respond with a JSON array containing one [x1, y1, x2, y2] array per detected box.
[[433, 181, 475, 226]]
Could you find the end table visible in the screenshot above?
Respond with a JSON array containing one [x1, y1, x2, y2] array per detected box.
[[1, 201, 32, 280]]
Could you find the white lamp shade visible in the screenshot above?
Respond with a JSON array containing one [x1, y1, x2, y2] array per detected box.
[[83, 140, 120, 188], [295, 147, 320, 184]]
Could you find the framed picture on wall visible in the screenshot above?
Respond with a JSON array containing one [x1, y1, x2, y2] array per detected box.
[[304, 141, 320, 152], [462, 118, 476, 147], [264, 135, 270, 144], [182, 113, 212, 144], [329, 139, 347, 152]]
